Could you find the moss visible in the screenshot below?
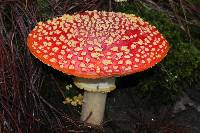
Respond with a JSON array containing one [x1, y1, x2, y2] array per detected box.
[[164, 42, 200, 79], [37, 0, 52, 19], [115, 2, 200, 105]]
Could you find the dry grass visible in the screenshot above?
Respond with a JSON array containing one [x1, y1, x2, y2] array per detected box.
[[0, 0, 104, 132]]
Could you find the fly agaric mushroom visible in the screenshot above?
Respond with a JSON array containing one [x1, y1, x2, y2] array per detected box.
[[27, 10, 169, 125]]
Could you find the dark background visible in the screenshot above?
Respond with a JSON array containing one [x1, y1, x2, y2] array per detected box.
[[0, 0, 200, 132]]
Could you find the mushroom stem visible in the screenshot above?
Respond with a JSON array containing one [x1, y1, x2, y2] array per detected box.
[[73, 77, 116, 125], [81, 91, 107, 125]]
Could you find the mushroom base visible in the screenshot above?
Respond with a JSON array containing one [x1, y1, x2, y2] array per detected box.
[[81, 91, 107, 125], [73, 77, 116, 125]]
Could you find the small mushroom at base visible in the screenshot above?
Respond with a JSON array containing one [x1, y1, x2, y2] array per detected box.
[[74, 77, 116, 125]]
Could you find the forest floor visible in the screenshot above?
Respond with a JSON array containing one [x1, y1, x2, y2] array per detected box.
[[104, 78, 200, 133]]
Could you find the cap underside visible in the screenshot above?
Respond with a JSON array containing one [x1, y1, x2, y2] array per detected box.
[[74, 77, 116, 93]]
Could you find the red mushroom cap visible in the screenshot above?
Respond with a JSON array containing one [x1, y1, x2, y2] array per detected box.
[[27, 10, 169, 79]]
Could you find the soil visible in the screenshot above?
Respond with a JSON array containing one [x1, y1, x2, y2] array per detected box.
[[103, 78, 200, 133]]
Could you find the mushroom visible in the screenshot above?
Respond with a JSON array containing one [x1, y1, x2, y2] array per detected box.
[[27, 10, 169, 125]]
